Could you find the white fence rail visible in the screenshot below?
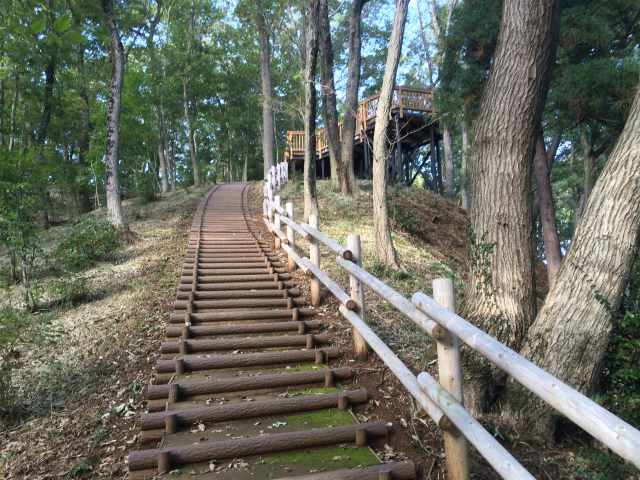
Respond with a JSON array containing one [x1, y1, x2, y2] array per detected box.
[[262, 169, 640, 479]]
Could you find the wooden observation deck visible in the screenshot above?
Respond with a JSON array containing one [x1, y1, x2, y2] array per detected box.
[[285, 86, 441, 186]]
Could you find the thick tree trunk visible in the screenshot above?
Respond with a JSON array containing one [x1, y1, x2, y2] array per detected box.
[[303, 0, 321, 222], [339, 0, 367, 195], [460, 116, 470, 209], [462, 0, 559, 414], [534, 131, 562, 287], [372, 0, 409, 268], [183, 78, 200, 186], [103, 0, 128, 231], [503, 84, 640, 437], [256, 12, 275, 179], [319, 0, 343, 190], [442, 125, 455, 198]]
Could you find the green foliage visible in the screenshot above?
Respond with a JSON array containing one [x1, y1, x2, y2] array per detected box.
[[136, 171, 158, 205], [0, 307, 56, 416], [54, 217, 120, 271], [48, 275, 90, 307]]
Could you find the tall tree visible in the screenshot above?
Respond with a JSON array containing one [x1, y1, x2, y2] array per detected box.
[[371, 0, 409, 268], [318, 0, 343, 190], [504, 82, 640, 436], [429, 0, 459, 199], [254, 6, 276, 180], [339, 0, 368, 195], [102, 0, 129, 232], [183, 1, 200, 186], [302, 0, 320, 222], [462, 0, 560, 413]]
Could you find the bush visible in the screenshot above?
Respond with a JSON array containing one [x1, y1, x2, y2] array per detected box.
[[54, 217, 120, 271], [48, 275, 89, 306], [0, 306, 57, 416]]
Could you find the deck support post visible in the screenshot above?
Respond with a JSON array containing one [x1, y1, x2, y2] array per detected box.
[[309, 214, 321, 307], [348, 234, 368, 359], [433, 277, 469, 480]]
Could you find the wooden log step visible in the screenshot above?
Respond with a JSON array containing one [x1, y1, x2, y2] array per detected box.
[[155, 347, 340, 373], [184, 267, 288, 275], [169, 308, 314, 323], [273, 462, 417, 480], [173, 298, 303, 310], [128, 421, 391, 472], [178, 281, 295, 292], [179, 273, 292, 284], [160, 333, 331, 353], [165, 319, 322, 338], [140, 388, 368, 431], [174, 288, 300, 301]]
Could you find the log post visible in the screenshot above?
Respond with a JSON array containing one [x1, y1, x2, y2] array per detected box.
[[286, 202, 297, 272], [433, 277, 469, 480], [309, 214, 321, 307], [348, 234, 367, 359], [274, 195, 282, 249], [267, 183, 274, 226]]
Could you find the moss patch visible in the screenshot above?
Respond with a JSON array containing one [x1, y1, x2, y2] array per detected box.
[[285, 407, 355, 429]]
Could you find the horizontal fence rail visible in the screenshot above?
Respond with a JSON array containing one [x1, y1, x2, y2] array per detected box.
[[262, 169, 640, 479]]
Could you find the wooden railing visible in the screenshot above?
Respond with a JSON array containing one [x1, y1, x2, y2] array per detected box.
[[285, 86, 434, 161], [262, 168, 640, 479]]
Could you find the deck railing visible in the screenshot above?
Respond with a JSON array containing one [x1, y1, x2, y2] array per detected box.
[[285, 86, 434, 161], [263, 165, 640, 480]]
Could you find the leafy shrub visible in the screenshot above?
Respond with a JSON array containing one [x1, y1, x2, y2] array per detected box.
[[137, 172, 157, 204], [54, 217, 120, 271], [0, 306, 56, 416], [48, 275, 89, 306]]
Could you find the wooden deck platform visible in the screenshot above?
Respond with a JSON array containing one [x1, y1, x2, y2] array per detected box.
[[284, 86, 441, 185]]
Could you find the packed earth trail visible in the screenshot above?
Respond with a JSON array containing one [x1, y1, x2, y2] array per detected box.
[[127, 183, 416, 479]]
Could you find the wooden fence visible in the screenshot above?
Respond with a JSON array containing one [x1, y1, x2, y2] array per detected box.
[[263, 162, 640, 480]]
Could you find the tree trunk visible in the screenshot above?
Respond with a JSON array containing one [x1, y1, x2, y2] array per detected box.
[[339, 0, 367, 195], [158, 141, 169, 194], [302, 0, 321, 222], [534, 131, 562, 288], [576, 129, 598, 220], [103, 0, 128, 232], [372, 0, 409, 268], [255, 11, 275, 179], [503, 83, 640, 437], [183, 78, 200, 186], [8, 72, 19, 152], [442, 125, 455, 198], [319, 0, 343, 190], [462, 0, 559, 414], [460, 116, 470, 209]]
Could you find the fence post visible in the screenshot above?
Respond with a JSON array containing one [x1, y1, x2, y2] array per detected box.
[[286, 202, 296, 272], [309, 214, 321, 307], [267, 183, 274, 227], [347, 234, 368, 359], [263, 183, 268, 218], [274, 195, 282, 249], [433, 277, 469, 480]]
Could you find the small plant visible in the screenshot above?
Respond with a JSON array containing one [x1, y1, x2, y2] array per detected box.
[[54, 217, 120, 271], [0, 306, 56, 416], [48, 275, 89, 306]]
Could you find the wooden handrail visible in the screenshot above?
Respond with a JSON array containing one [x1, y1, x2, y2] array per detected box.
[[262, 175, 640, 478]]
